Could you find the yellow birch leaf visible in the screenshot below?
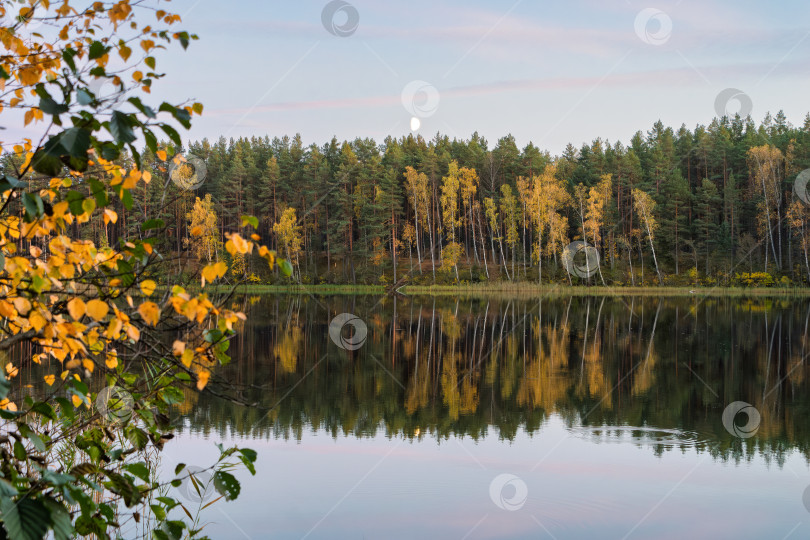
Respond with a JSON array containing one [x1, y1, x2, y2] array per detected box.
[[172, 340, 185, 356], [86, 299, 109, 321], [140, 280, 157, 296], [126, 324, 140, 341], [0, 399, 17, 412], [138, 301, 160, 326], [0, 301, 15, 318], [181, 349, 193, 368], [67, 297, 86, 320], [196, 370, 210, 390], [104, 208, 118, 224], [13, 297, 31, 315], [28, 311, 46, 332], [44, 374, 55, 386]]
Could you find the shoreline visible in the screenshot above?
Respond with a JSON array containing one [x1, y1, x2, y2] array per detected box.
[[222, 283, 810, 297]]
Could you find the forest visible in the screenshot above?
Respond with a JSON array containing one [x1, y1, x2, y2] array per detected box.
[[5, 111, 810, 287]]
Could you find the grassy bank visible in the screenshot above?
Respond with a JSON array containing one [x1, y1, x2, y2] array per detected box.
[[221, 282, 810, 297], [400, 284, 810, 297]]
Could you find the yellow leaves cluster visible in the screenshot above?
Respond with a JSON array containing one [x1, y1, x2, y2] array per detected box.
[[1, 0, 186, 122], [201, 262, 227, 286], [225, 233, 251, 257]]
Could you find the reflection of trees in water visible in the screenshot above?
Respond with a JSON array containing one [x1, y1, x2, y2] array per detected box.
[[167, 295, 810, 464]]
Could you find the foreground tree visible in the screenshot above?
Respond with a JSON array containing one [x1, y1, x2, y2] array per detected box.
[[0, 2, 287, 537]]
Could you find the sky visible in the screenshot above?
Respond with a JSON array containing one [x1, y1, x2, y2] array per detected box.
[[11, 0, 810, 154]]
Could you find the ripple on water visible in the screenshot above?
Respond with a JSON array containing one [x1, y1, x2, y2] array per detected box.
[[566, 425, 705, 450]]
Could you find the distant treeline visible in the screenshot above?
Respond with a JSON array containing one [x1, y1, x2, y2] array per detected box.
[[6, 112, 810, 286]]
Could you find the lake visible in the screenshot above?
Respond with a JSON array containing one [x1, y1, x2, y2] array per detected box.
[[155, 294, 810, 539]]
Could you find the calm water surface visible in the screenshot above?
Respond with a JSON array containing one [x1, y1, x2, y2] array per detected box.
[[159, 295, 810, 539]]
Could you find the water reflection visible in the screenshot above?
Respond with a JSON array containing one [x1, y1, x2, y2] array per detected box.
[[169, 295, 810, 466]]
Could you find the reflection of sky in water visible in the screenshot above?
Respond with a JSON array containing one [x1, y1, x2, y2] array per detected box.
[[162, 415, 810, 539]]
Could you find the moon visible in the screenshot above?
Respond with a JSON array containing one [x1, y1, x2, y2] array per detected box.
[[410, 116, 421, 131]]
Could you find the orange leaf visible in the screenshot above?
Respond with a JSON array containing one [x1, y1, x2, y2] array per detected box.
[[86, 299, 109, 321], [67, 297, 86, 320], [137, 301, 160, 326]]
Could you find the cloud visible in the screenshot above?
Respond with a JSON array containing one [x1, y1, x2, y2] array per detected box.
[[205, 56, 808, 118]]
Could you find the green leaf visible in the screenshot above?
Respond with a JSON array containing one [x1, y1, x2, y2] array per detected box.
[[76, 88, 93, 105], [61, 48, 77, 72], [159, 124, 181, 146], [0, 480, 17, 498], [42, 499, 74, 540], [175, 31, 190, 50], [18, 423, 46, 452], [87, 178, 108, 208], [88, 41, 108, 60], [143, 128, 158, 154], [0, 369, 9, 401], [150, 504, 167, 522], [40, 470, 74, 487], [22, 192, 44, 220], [160, 520, 186, 539], [238, 448, 257, 475], [241, 215, 258, 229], [127, 96, 156, 119], [279, 259, 293, 277], [30, 150, 63, 177], [66, 190, 85, 216], [58, 127, 91, 158], [126, 427, 149, 450], [159, 103, 191, 129], [39, 96, 69, 116], [123, 462, 151, 483], [109, 111, 136, 144], [203, 329, 223, 344], [0, 175, 25, 192], [213, 471, 240, 501], [0, 497, 50, 540], [12, 441, 26, 461], [103, 471, 141, 507], [69, 463, 99, 477]]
